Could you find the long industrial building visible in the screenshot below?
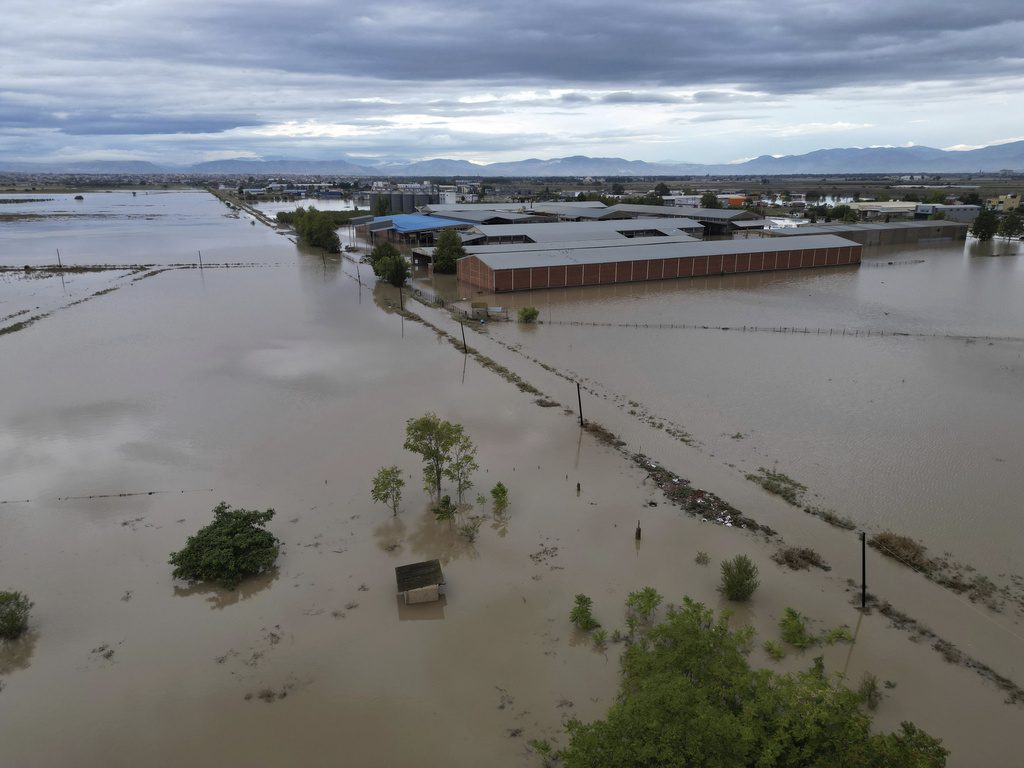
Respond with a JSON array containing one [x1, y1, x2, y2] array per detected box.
[[763, 220, 968, 246], [457, 235, 861, 293]]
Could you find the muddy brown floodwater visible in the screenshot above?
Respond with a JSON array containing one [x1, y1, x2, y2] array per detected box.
[[1, 192, 1023, 767]]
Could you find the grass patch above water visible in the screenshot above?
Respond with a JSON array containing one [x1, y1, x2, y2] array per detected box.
[[745, 467, 806, 505]]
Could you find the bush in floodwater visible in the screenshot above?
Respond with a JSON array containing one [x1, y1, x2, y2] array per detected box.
[[168, 502, 280, 589], [695, 551, 711, 566], [718, 554, 759, 602], [779, 607, 818, 649], [592, 628, 608, 650], [859, 672, 883, 710], [0, 591, 32, 640], [625, 586, 663, 623], [763, 640, 786, 660], [518, 306, 540, 323], [490, 481, 509, 512], [570, 593, 599, 631]]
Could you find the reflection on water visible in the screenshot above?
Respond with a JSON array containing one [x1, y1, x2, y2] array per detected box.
[[395, 594, 447, 621], [0, 631, 37, 676], [406, 507, 479, 564], [374, 515, 408, 554], [475, 237, 1024, 572], [172, 568, 280, 609]]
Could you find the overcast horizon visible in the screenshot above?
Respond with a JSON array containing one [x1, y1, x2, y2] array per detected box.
[[2, 1, 1023, 165]]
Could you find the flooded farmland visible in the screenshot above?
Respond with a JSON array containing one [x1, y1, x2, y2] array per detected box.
[[1, 191, 1023, 767]]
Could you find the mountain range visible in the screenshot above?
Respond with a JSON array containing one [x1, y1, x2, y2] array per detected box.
[[3, 141, 1023, 176]]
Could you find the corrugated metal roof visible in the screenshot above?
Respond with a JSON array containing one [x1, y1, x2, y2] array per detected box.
[[468, 234, 859, 271], [463, 219, 701, 242], [370, 214, 470, 233], [465, 235, 699, 254], [432, 210, 541, 224], [770, 221, 968, 236]]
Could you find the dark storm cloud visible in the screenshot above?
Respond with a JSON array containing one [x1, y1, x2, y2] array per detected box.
[[601, 92, 685, 105], [2, 0, 1022, 161]]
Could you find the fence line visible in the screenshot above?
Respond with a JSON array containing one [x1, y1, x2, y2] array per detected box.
[[538, 319, 1024, 343]]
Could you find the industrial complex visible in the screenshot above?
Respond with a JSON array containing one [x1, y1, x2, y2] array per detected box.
[[346, 199, 978, 294]]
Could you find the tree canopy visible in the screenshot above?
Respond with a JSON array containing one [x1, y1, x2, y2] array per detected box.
[[168, 503, 280, 589], [433, 229, 466, 274], [971, 209, 999, 241], [700, 191, 722, 209], [370, 242, 409, 286], [404, 413, 466, 498], [561, 598, 947, 768], [275, 206, 345, 252]]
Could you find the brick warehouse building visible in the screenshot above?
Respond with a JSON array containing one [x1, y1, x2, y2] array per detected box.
[[456, 235, 861, 293]]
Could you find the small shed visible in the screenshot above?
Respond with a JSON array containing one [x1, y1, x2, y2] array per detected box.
[[395, 559, 445, 604]]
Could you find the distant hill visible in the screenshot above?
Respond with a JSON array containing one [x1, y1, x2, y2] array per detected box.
[[3, 141, 1022, 176]]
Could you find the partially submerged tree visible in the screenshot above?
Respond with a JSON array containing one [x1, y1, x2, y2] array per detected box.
[[561, 599, 947, 767], [490, 481, 509, 512], [570, 593, 599, 631], [445, 433, 479, 504], [625, 586, 663, 624], [371, 465, 405, 516], [432, 228, 466, 274], [434, 495, 457, 528], [0, 591, 32, 640], [168, 503, 280, 589], [999, 211, 1023, 238], [971, 208, 999, 241], [404, 413, 465, 499]]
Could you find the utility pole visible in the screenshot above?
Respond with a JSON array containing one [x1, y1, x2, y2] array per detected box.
[[460, 321, 467, 353], [860, 531, 867, 609], [576, 381, 584, 426]]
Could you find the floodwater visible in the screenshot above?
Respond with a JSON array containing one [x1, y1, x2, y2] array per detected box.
[[463, 237, 1024, 575], [2, 192, 1023, 767]]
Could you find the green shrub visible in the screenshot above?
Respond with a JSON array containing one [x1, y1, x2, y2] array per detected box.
[[695, 551, 710, 566], [168, 503, 280, 589], [518, 306, 540, 323], [859, 672, 883, 710], [625, 586, 663, 623], [719, 555, 759, 601], [779, 607, 818, 649], [763, 640, 786, 660], [490, 481, 509, 512], [824, 625, 854, 645], [0, 591, 32, 640], [592, 628, 608, 649], [570, 593, 599, 631]]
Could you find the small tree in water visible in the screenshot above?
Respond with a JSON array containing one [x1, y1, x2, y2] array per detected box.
[[490, 481, 509, 512], [404, 413, 465, 499], [434, 495, 457, 528], [168, 503, 280, 589], [445, 433, 478, 504], [570, 593, 600, 631], [719, 554, 760, 602], [371, 465, 405, 516], [0, 591, 33, 640], [432, 229, 466, 274]]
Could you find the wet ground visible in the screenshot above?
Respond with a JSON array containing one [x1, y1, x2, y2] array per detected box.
[[1, 192, 1022, 766]]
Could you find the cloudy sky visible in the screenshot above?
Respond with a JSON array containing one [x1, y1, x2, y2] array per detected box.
[[2, 0, 1022, 165]]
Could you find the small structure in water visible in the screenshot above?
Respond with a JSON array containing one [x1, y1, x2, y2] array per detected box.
[[395, 559, 445, 604], [74, 195, 84, 200]]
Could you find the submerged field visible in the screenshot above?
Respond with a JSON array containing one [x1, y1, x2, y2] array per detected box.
[[1, 191, 1022, 766]]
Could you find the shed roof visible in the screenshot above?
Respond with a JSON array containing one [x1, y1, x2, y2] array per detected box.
[[467, 234, 859, 271], [463, 220, 700, 242], [395, 559, 445, 592], [682, 207, 763, 221], [433, 209, 542, 224], [370, 214, 470, 233]]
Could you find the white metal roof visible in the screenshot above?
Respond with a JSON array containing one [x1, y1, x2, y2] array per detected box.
[[469, 234, 859, 271], [464, 219, 701, 242]]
